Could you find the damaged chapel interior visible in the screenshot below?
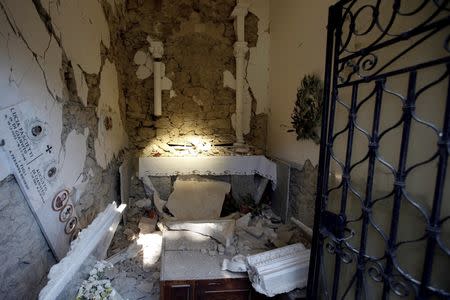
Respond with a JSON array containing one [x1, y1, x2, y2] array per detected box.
[[0, 0, 449, 299]]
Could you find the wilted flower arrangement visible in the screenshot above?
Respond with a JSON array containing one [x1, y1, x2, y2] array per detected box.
[[288, 74, 323, 143], [76, 261, 114, 300]]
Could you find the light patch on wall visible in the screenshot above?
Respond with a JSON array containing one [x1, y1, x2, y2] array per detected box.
[[1, 0, 51, 57], [0, 7, 63, 158], [60, 128, 89, 194], [45, 0, 110, 74], [94, 59, 128, 169], [247, 0, 270, 115], [223, 70, 236, 90]]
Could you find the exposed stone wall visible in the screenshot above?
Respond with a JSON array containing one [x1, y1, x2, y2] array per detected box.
[[104, 0, 267, 156], [0, 175, 57, 299], [289, 160, 318, 228], [61, 48, 126, 228]]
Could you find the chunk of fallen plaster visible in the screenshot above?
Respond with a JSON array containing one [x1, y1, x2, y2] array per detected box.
[[138, 217, 157, 234], [236, 213, 251, 228], [166, 178, 231, 220], [134, 50, 148, 65], [236, 213, 264, 238], [136, 65, 152, 80], [165, 219, 235, 247], [134, 198, 153, 209], [222, 254, 247, 272]]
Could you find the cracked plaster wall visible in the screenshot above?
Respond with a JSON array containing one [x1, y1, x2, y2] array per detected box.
[[0, 0, 128, 297], [105, 0, 269, 156], [267, 0, 333, 230]]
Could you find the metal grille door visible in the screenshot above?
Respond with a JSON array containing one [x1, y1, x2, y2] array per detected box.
[[307, 1, 450, 299]]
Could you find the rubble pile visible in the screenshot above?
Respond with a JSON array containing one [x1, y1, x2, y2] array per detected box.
[[106, 171, 312, 299]]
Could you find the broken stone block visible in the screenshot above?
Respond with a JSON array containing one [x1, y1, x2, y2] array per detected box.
[[148, 176, 172, 200], [136, 65, 152, 80], [165, 219, 235, 247], [166, 177, 231, 220], [138, 216, 157, 234]]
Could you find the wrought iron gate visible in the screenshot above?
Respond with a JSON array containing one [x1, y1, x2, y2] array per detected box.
[[307, 0, 450, 299]]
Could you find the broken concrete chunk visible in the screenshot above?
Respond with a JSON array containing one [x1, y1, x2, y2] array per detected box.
[[138, 217, 157, 234], [134, 198, 153, 209], [222, 255, 247, 272], [236, 213, 251, 228], [165, 219, 235, 247], [166, 178, 231, 220], [136, 65, 152, 79]]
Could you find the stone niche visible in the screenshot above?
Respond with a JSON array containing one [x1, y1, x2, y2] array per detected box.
[[106, 0, 267, 156]]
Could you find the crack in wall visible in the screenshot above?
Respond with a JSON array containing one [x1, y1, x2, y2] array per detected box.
[[0, 1, 58, 102]]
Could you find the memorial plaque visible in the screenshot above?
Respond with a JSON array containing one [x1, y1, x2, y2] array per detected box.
[[0, 102, 79, 260]]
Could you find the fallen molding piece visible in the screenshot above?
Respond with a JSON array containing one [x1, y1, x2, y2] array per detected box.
[[39, 202, 126, 300], [246, 243, 310, 297], [165, 219, 235, 247]]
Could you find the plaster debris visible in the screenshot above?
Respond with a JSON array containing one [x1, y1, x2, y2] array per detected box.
[[138, 216, 157, 234], [161, 76, 173, 90], [94, 59, 128, 169], [136, 65, 152, 80], [134, 50, 148, 65], [221, 254, 247, 272], [45, 0, 110, 74], [166, 177, 231, 220], [165, 219, 236, 247], [134, 198, 153, 209]]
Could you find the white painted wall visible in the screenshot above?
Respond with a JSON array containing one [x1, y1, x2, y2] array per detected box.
[[267, 0, 334, 165], [0, 0, 127, 181]]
